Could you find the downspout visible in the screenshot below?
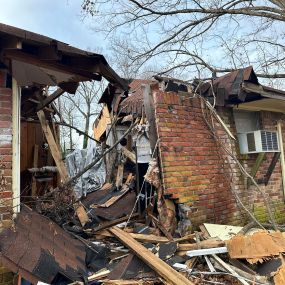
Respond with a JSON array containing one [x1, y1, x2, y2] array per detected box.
[[12, 78, 20, 214]]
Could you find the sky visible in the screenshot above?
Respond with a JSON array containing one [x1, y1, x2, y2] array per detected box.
[[0, 0, 103, 52], [0, 0, 107, 148]]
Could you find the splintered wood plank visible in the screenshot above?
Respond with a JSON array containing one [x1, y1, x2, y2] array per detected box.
[[37, 110, 69, 182], [121, 146, 136, 163], [109, 227, 194, 285], [227, 231, 285, 260], [95, 174, 134, 208], [75, 204, 89, 227], [264, 152, 281, 185], [212, 254, 250, 285], [116, 163, 124, 188], [178, 238, 225, 251], [248, 152, 265, 186], [274, 264, 285, 285], [94, 105, 111, 141]]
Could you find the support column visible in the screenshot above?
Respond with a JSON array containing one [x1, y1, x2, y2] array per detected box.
[[12, 78, 20, 214]]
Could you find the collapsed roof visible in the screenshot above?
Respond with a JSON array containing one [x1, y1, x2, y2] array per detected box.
[[0, 23, 128, 93], [0, 206, 87, 284]]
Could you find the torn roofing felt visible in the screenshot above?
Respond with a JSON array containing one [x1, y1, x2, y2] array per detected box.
[[0, 206, 87, 284]]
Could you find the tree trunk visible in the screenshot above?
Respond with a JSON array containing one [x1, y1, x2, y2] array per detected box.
[[83, 112, 90, 149]]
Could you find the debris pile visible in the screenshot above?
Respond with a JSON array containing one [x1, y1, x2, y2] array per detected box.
[[3, 197, 285, 284]]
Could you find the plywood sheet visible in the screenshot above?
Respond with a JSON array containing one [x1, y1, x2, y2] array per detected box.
[[227, 231, 285, 260], [274, 264, 285, 285], [93, 106, 111, 141], [203, 223, 242, 241]]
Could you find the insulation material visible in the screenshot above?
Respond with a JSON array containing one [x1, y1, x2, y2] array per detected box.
[[227, 231, 285, 262], [144, 158, 160, 188], [177, 204, 192, 237], [157, 198, 177, 235], [65, 140, 106, 198]]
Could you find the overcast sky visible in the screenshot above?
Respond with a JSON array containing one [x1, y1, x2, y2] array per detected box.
[[0, 0, 103, 52]]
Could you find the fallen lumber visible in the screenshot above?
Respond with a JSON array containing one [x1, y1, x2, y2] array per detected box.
[[212, 254, 250, 285], [109, 227, 194, 285], [121, 146, 136, 163], [91, 213, 139, 233], [178, 238, 225, 251], [129, 233, 195, 243]]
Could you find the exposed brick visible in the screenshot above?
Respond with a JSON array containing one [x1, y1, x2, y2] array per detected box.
[[0, 87, 13, 223], [153, 88, 285, 228]]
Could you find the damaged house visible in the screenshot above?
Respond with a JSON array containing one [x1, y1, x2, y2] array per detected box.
[[2, 22, 285, 285], [95, 67, 285, 232]]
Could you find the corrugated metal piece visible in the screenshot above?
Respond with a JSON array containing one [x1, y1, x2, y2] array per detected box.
[[0, 206, 87, 284], [119, 79, 155, 116], [198, 66, 260, 106]]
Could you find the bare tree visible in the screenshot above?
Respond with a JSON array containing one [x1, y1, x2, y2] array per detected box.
[[82, 0, 285, 83], [58, 94, 78, 153], [58, 81, 103, 150]]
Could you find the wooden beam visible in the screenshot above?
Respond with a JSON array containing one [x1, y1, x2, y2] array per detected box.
[[242, 82, 285, 101], [263, 152, 281, 185], [91, 213, 139, 233], [37, 110, 69, 182], [247, 152, 265, 186], [37, 45, 61, 61], [121, 146, 136, 163], [212, 254, 250, 285], [36, 88, 64, 111], [178, 238, 225, 251], [3, 49, 102, 81], [109, 227, 194, 285], [115, 163, 124, 188], [0, 36, 22, 49]]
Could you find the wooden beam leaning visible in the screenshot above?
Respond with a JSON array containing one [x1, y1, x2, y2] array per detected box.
[[36, 88, 64, 111], [109, 227, 194, 285], [264, 152, 281, 185], [247, 152, 265, 187], [37, 110, 69, 182]]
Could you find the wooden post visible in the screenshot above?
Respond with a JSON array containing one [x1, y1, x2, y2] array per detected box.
[[277, 121, 285, 198], [247, 152, 265, 187], [12, 78, 21, 214], [37, 110, 69, 182], [109, 227, 194, 285]]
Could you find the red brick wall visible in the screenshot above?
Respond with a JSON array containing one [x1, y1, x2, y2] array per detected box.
[[153, 87, 285, 228], [0, 71, 13, 225]]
